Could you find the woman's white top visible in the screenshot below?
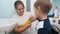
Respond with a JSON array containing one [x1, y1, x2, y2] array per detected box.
[[12, 12, 31, 34]]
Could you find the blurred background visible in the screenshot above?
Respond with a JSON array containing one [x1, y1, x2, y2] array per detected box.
[[0, 0, 60, 18]]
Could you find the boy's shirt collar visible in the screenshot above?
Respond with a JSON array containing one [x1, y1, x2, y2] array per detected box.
[[36, 17, 48, 22]]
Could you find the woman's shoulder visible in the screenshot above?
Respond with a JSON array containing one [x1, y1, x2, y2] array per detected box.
[[12, 14, 18, 18]]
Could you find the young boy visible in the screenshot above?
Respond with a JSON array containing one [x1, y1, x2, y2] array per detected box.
[[30, 0, 52, 34]]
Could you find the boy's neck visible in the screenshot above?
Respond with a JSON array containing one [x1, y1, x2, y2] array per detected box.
[[39, 14, 47, 20]]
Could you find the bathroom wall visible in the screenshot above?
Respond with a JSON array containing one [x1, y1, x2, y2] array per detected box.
[[49, 0, 60, 15]]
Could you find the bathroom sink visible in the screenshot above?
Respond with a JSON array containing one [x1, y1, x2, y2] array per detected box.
[[0, 18, 17, 34]]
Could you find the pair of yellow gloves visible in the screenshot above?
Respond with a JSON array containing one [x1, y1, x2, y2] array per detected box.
[[21, 18, 31, 28]]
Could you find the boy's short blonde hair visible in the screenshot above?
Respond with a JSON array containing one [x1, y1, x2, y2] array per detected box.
[[34, 0, 52, 14]]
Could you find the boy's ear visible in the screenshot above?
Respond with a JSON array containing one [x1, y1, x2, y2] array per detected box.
[[37, 6, 40, 10], [37, 6, 41, 11]]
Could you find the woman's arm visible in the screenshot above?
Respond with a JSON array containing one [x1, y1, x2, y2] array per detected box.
[[14, 22, 31, 33], [14, 16, 36, 33]]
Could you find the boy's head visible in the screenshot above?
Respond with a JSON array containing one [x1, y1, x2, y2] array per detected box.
[[14, 0, 25, 16], [34, 0, 52, 18]]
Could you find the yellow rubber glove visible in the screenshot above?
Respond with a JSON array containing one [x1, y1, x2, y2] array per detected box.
[[21, 18, 31, 28]]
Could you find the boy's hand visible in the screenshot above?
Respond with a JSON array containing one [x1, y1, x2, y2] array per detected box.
[[30, 16, 36, 22]]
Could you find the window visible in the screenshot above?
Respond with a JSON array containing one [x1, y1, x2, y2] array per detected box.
[[26, 0, 30, 11]]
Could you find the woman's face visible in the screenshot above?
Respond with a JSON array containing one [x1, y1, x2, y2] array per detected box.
[[16, 4, 25, 16]]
